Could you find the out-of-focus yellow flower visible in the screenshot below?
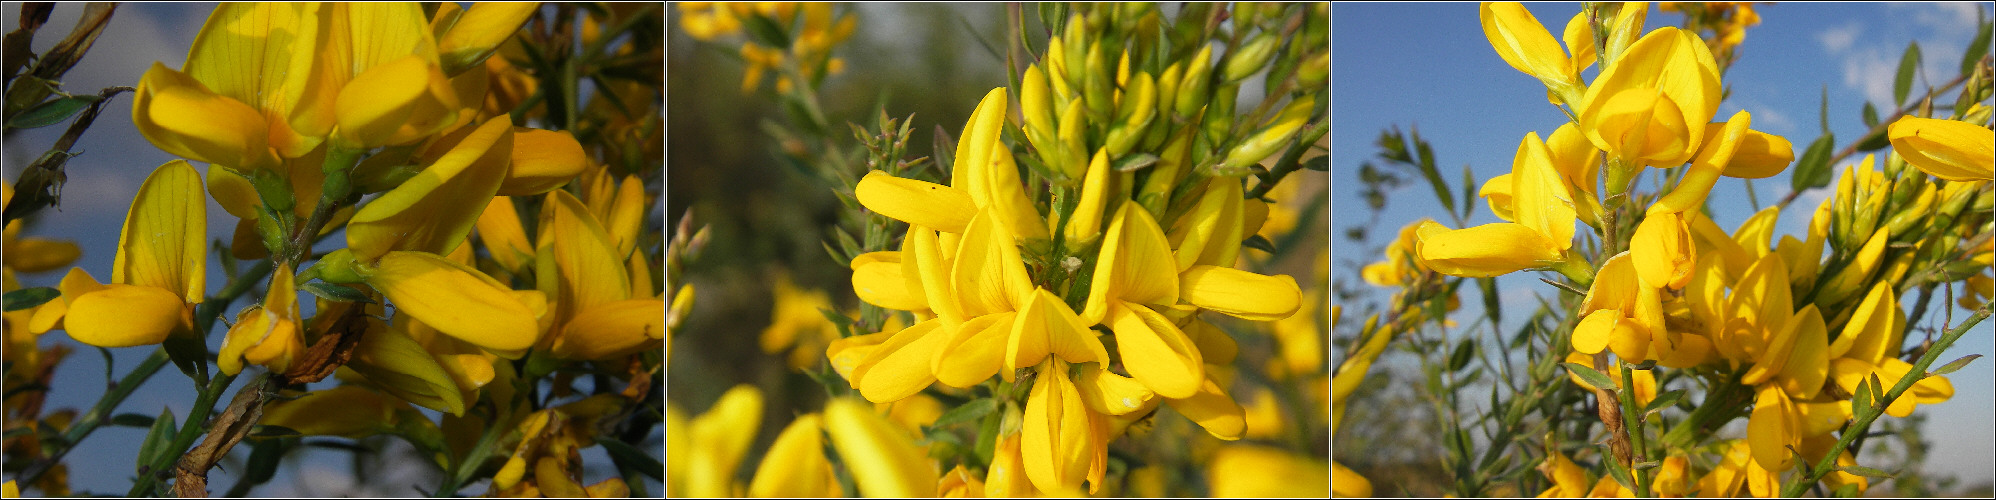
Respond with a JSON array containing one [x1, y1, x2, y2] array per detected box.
[[760, 271, 840, 370], [37, 161, 205, 348], [824, 396, 937, 497], [1, 184, 81, 274], [1888, 116, 1994, 181], [666, 385, 762, 498], [1332, 460, 1371, 497], [746, 414, 841, 497], [677, 2, 742, 41], [1534, 450, 1592, 497], [1362, 218, 1433, 287], [1208, 445, 1329, 497]]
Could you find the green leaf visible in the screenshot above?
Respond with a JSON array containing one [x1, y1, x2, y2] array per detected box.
[[2, 287, 59, 312], [1894, 41, 1921, 105], [5, 93, 99, 129], [109, 413, 157, 428], [1789, 133, 1836, 191], [932, 398, 998, 428], [1460, 164, 1477, 219], [1448, 339, 1475, 372], [1963, 19, 1992, 75], [596, 438, 665, 481], [1861, 102, 1879, 128], [300, 282, 373, 304], [1851, 374, 1875, 416], [1601, 446, 1636, 491], [162, 333, 209, 385], [1562, 362, 1616, 390], [1302, 155, 1328, 171], [974, 409, 1000, 467], [1931, 353, 1981, 376], [1645, 389, 1686, 416], [241, 438, 285, 487], [1836, 464, 1896, 478], [137, 406, 178, 474], [1409, 128, 1457, 217]]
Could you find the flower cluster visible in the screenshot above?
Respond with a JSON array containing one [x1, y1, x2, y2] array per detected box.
[[3, 3, 664, 497], [1341, 3, 1992, 497]]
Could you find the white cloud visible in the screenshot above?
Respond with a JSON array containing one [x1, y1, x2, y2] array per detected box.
[[1840, 48, 1897, 109], [1890, 2, 1980, 40], [1818, 21, 1862, 54]]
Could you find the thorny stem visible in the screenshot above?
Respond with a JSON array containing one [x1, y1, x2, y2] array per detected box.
[[126, 371, 241, 497]]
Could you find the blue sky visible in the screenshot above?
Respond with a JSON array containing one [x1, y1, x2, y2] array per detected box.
[[2, 3, 658, 496], [1333, 2, 1992, 486]]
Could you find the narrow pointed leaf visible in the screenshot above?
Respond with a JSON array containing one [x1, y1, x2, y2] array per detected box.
[[1563, 362, 1616, 390]]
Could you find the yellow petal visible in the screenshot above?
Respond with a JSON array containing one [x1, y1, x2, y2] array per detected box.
[[604, 176, 646, 259], [347, 118, 513, 261], [109, 161, 208, 305], [260, 385, 406, 438], [1108, 301, 1203, 399], [64, 285, 188, 347], [855, 170, 977, 233], [1415, 222, 1562, 277], [1722, 129, 1794, 179], [1167, 375, 1245, 440], [133, 64, 279, 171], [853, 318, 945, 403], [437, 1, 539, 75], [499, 128, 588, 195], [747, 414, 840, 498], [1075, 363, 1155, 415], [1081, 204, 1180, 324], [344, 317, 466, 415], [1582, 87, 1692, 167], [933, 312, 1013, 387], [1573, 310, 1621, 355], [1478, 172, 1518, 222], [1825, 284, 1901, 365], [828, 330, 892, 383], [824, 397, 938, 497], [205, 166, 260, 220], [1511, 132, 1575, 249], [1022, 360, 1095, 493], [334, 55, 434, 147], [361, 251, 538, 352], [1209, 445, 1331, 498], [1331, 460, 1372, 498], [1007, 288, 1108, 378], [554, 299, 664, 360], [1179, 265, 1302, 321], [1653, 111, 1751, 214], [853, 256, 927, 311], [1888, 116, 1994, 181], [687, 385, 763, 498], [475, 196, 534, 273], [953, 210, 1035, 318], [1747, 384, 1797, 471], [1480, 2, 1574, 87], [1170, 178, 1244, 272], [1631, 210, 1696, 289], [184, 2, 322, 158], [1776, 306, 1828, 398], [545, 190, 631, 316]]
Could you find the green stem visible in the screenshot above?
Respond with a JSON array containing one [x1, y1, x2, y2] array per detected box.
[[434, 408, 510, 497], [1779, 305, 1993, 497], [127, 371, 241, 497], [1618, 362, 1653, 497]]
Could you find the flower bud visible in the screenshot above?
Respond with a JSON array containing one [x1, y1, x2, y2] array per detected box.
[[1175, 45, 1215, 119], [1223, 33, 1280, 82]]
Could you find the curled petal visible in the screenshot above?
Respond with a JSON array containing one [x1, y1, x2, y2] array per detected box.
[[347, 119, 513, 260], [361, 251, 539, 352], [1081, 204, 1180, 324], [1107, 302, 1203, 399], [499, 128, 588, 195], [855, 171, 976, 233], [1416, 222, 1563, 278], [1888, 116, 1994, 181], [65, 285, 187, 347], [1166, 376, 1245, 440], [1179, 265, 1301, 321], [554, 299, 665, 360]]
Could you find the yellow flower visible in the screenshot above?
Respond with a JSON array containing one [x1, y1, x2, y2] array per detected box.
[[1207, 445, 1330, 498], [537, 190, 665, 360], [760, 271, 841, 370], [40, 161, 204, 348], [1577, 27, 1722, 169], [1888, 116, 1994, 181], [1361, 218, 1432, 287], [1480, 2, 1583, 99], [1, 183, 82, 273], [746, 414, 841, 497], [217, 263, 304, 375], [1418, 132, 1574, 277], [668, 385, 762, 497], [1021, 359, 1107, 493], [676, 2, 743, 41], [316, 118, 543, 355], [824, 396, 938, 497], [1332, 460, 1372, 498], [291, 3, 462, 149], [433, 2, 540, 76]]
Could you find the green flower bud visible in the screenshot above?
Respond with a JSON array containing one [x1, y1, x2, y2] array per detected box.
[[1175, 45, 1214, 120], [1223, 33, 1280, 82]]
